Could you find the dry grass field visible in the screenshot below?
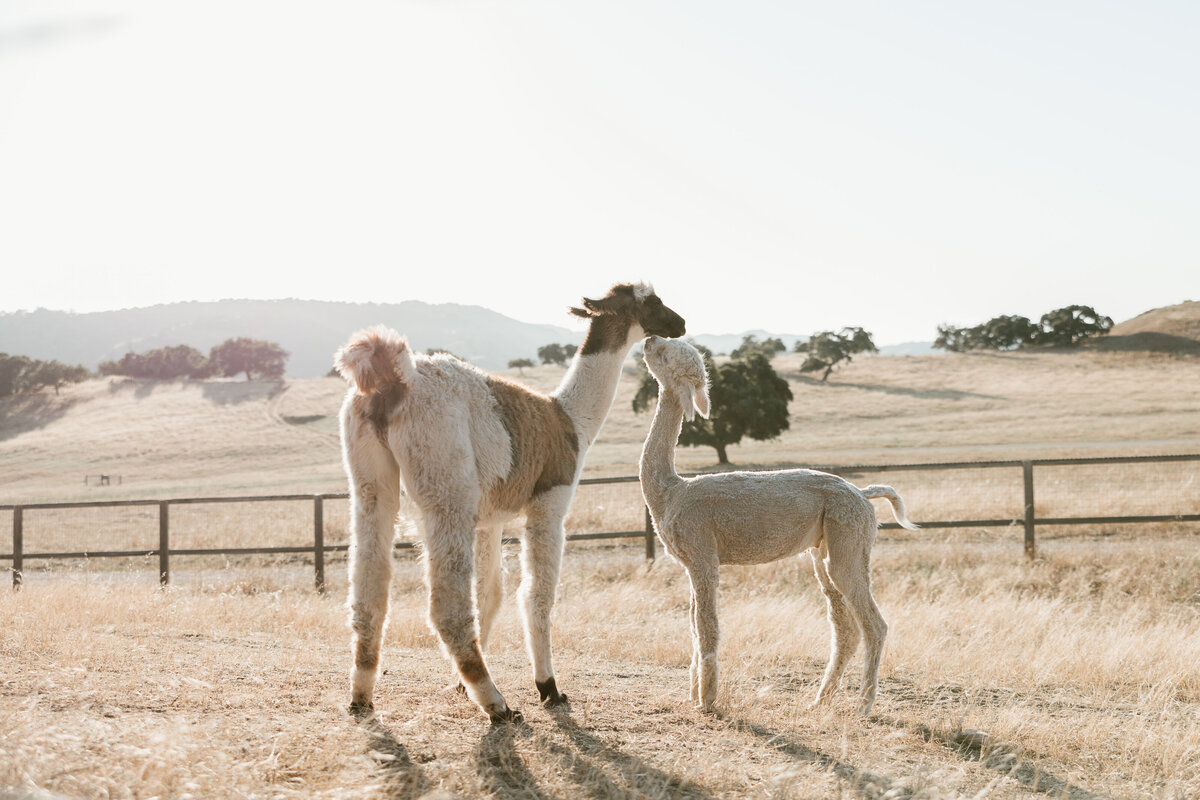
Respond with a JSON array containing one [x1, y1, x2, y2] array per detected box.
[[3, 537, 1198, 800], [2, 342, 1199, 799]]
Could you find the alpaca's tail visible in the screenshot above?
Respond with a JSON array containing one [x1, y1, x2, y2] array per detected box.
[[333, 325, 418, 395], [860, 485, 920, 530]]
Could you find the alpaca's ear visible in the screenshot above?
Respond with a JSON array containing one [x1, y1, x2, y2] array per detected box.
[[682, 387, 697, 423], [568, 305, 592, 319], [693, 380, 711, 419]]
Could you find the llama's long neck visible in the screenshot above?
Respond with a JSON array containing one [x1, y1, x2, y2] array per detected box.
[[551, 324, 641, 449], [639, 387, 685, 514]]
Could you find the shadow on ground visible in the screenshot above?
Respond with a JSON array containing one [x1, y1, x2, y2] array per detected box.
[[875, 714, 1116, 800], [0, 392, 78, 441], [475, 708, 718, 800]]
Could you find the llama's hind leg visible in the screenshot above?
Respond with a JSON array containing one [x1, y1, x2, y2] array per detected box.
[[519, 488, 569, 706], [689, 589, 700, 703], [449, 524, 505, 693], [810, 548, 861, 709], [825, 529, 888, 716], [425, 509, 517, 722], [346, 456, 402, 714]]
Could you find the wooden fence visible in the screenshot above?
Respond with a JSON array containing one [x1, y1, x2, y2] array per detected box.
[[3, 454, 1198, 592]]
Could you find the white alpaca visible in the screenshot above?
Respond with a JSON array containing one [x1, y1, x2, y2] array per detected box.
[[638, 336, 917, 716], [335, 283, 685, 722]]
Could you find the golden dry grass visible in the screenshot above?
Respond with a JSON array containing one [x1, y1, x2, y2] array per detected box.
[[2, 344, 1199, 799], [2, 348, 1199, 503], [3, 537, 1198, 799]]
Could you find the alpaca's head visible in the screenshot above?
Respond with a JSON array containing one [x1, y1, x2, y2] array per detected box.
[[643, 336, 710, 421], [569, 283, 686, 354]]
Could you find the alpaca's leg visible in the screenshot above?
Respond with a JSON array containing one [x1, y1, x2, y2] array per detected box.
[[475, 524, 505, 651], [810, 549, 862, 708], [424, 508, 517, 722], [688, 564, 720, 711], [346, 441, 402, 714], [689, 588, 700, 703], [519, 488, 569, 706], [825, 530, 887, 716]]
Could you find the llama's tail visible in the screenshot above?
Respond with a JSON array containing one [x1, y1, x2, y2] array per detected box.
[[860, 485, 920, 530], [333, 325, 418, 395]]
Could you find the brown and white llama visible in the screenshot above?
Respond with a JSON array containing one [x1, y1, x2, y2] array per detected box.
[[638, 336, 917, 716], [334, 283, 685, 722]]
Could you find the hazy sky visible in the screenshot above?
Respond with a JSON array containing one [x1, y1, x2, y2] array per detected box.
[[2, 1, 1196, 343]]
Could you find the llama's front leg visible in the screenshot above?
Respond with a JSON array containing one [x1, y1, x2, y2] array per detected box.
[[347, 477, 401, 715], [810, 551, 861, 709], [519, 490, 569, 706], [425, 510, 518, 723], [689, 564, 720, 712]]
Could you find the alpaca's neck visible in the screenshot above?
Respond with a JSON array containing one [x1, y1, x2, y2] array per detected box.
[[552, 326, 641, 448], [639, 388, 685, 514]]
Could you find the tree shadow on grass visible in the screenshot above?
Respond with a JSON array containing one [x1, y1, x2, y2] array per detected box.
[[793, 375, 1003, 401], [874, 715, 1117, 800], [0, 392, 79, 441], [354, 713, 431, 799]]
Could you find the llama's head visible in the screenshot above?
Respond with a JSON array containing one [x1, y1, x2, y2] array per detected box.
[[643, 336, 710, 421], [569, 282, 686, 354]]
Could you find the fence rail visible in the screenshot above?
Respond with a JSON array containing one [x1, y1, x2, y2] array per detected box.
[[3, 454, 1198, 591]]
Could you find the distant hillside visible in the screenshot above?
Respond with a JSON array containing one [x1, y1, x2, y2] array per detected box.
[[1091, 300, 1200, 354], [0, 299, 581, 376]]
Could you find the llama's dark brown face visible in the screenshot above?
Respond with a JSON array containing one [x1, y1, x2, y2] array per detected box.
[[570, 283, 686, 354], [633, 291, 686, 339]]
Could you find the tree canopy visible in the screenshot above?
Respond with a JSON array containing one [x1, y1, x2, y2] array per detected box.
[[537, 343, 578, 366], [935, 305, 1113, 351], [508, 358, 535, 375], [99, 345, 214, 380], [0, 353, 91, 397], [729, 335, 786, 360], [209, 338, 289, 381], [796, 327, 877, 382], [634, 344, 792, 464]]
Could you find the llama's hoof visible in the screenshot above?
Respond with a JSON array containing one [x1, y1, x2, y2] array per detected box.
[[488, 706, 524, 725], [536, 677, 569, 707], [348, 699, 375, 718], [453, 681, 467, 695], [695, 701, 716, 714]]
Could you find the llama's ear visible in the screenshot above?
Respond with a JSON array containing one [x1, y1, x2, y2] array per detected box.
[[693, 380, 711, 419], [569, 305, 592, 319]]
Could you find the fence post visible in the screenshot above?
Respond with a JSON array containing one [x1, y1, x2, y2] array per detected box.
[[12, 507, 22, 590], [314, 495, 326, 594], [1022, 460, 1035, 559], [644, 506, 656, 561], [158, 501, 170, 586]]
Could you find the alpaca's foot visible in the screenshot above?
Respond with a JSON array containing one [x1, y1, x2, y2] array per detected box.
[[856, 697, 876, 717], [451, 681, 467, 695], [536, 677, 569, 707], [489, 705, 525, 725], [695, 700, 716, 714]]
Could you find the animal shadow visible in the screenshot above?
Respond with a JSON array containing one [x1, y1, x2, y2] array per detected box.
[[475, 710, 718, 800], [727, 717, 895, 799], [877, 715, 1117, 800], [354, 713, 431, 799]]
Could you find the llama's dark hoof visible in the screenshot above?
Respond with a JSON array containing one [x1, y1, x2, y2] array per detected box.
[[489, 706, 524, 725], [453, 681, 467, 695], [536, 677, 569, 707]]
